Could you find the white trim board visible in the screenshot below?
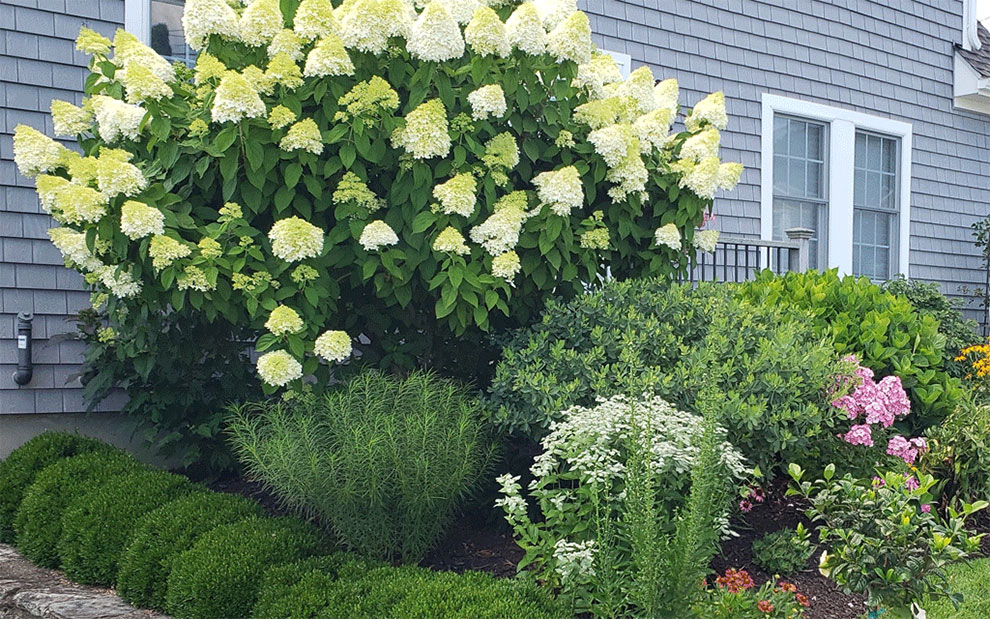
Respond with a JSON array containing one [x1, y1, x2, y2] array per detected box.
[[124, 0, 151, 44], [760, 93, 912, 279]]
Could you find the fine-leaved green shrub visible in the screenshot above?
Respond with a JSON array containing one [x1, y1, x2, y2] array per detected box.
[[489, 279, 840, 472], [117, 490, 263, 611], [882, 276, 979, 379], [252, 554, 380, 619], [739, 270, 963, 429], [227, 370, 496, 562], [751, 524, 814, 577], [0, 431, 112, 543], [165, 516, 330, 619], [13, 449, 142, 568], [57, 469, 195, 585], [318, 566, 564, 619]]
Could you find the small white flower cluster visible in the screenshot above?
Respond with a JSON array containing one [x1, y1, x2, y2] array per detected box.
[[491, 250, 521, 280], [553, 539, 596, 584], [50, 100, 93, 137], [654, 223, 681, 251], [48, 228, 103, 272], [359, 220, 399, 251], [314, 329, 352, 363], [432, 226, 471, 256], [12, 125, 67, 178], [407, 2, 464, 62], [391, 99, 451, 160], [268, 217, 325, 262], [96, 265, 143, 298], [279, 119, 324, 155], [470, 191, 531, 256], [467, 84, 507, 121], [120, 200, 165, 240], [464, 6, 510, 57], [532, 166, 583, 216], [693, 229, 720, 253], [256, 349, 303, 387], [91, 95, 146, 142], [212, 71, 266, 124], [433, 173, 477, 217]]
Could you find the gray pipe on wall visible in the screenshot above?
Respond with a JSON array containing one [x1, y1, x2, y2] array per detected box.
[[13, 312, 33, 386]]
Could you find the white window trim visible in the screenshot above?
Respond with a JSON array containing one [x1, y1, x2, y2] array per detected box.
[[124, 0, 152, 44], [602, 50, 632, 79], [760, 93, 912, 278]]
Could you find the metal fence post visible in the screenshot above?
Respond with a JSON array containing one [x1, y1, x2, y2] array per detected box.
[[784, 227, 814, 273]]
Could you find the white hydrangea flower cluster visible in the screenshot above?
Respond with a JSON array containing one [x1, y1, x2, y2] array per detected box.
[[391, 99, 450, 159], [268, 217, 325, 262], [314, 329, 352, 363], [491, 250, 521, 280], [96, 265, 143, 298], [269, 29, 304, 60], [120, 200, 165, 240], [359, 220, 399, 251], [654, 223, 681, 251], [464, 6, 510, 57], [506, 3, 546, 54], [470, 191, 531, 256], [432, 226, 471, 255], [407, 2, 464, 62], [433, 173, 477, 217], [53, 184, 107, 225], [693, 229, 720, 253], [48, 228, 103, 272], [35, 175, 71, 213], [182, 0, 241, 50], [91, 95, 146, 142], [240, 0, 282, 47], [279, 119, 324, 155], [12, 125, 68, 178], [338, 0, 412, 54], [532, 166, 583, 216], [304, 35, 355, 77], [265, 305, 305, 336], [293, 0, 336, 40], [256, 349, 303, 386], [95, 148, 148, 198], [467, 84, 506, 121], [50, 100, 93, 137], [149, 235, 192, 271], [211, 71, 266, 124]]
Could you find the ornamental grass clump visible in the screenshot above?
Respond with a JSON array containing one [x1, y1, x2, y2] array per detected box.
[[15, 0, 744, 394], [0, 431, 112, 543], [227, 370, 496, 562]]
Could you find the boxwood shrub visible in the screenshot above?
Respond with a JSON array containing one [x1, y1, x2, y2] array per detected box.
[[318, 566, 564, 618], [117, 490, 263, 611], [13, 449, 142, 568], [252, 554, 379, 619], [165, 516, 330, 619], [57, 469, 195, 585], [739, 270, 964, 430], [0, 432, 112, 543]]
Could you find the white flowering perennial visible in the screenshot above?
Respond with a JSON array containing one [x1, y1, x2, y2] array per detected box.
[[50, 100, 93, 137], [533, 166, 583, 216], [685, 91, 728, 132], [339, 0, 412, 55], [211, 71, 267, 124], [654, 223, 681, 251], [391, 99, 450, 159], [240, 0, 283, 47], [269, 217, 325, 262], [616, 66, 658, 114], [90, 96, 146, 142], [12, 125, 67, 178], [407, 1, 464, 62], [505, 3, 546, 55], [546, 11, 592, 64], [269, 29, 304, 61], [433, 173, 477, 217], [95, 149, 148, 198], [432, 226, 471, 255], [120, 201, 165, 240], [265, 305, 305, 336], [182, 0, 241, 50], [294, 0, 338, 40], [48, 228, 103, 272], [359, 220, 400, 251], [279, 119, 324, 155], [97, 265, 143, 298], [574, 52, 624, 99], [467, 84, 507, 120], [464, 6, 510, 57], [256, 350, 303, 387], [304, 35, 354, 77], [679, 127, 720, 162], [149, 235, 192, 271], [491, 250, 521, 280], [314, 330, 352, 363], [54, 184, 107, 225], [470, 191, 530, 255], [693, 229, 720, 253]]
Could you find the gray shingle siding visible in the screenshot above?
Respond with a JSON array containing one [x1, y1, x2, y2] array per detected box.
[[0, 0, 123, 414], [584, 0, 990, 318]]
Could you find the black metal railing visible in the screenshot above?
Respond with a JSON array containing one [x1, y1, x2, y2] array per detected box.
[[684, 227, 813, 284]]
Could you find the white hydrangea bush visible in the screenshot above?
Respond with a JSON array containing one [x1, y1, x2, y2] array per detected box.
[[496, 394, 746, 598], [14, 0, 742, 392]]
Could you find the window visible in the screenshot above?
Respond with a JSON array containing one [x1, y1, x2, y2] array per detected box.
[[760, 94, 912, 280], [125, 0, 194, 64], [771, 116, 828, 269]]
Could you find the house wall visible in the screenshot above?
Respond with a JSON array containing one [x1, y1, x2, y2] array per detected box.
[[582, 0, 990, 319], [1, 0, 125, 415]]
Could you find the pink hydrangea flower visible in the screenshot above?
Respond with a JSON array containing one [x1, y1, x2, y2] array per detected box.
[[844, 424, 873, 447], [904, 476, 920, 491], [887, 435, 923, 465]]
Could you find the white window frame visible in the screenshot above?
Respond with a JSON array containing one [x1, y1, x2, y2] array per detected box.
[[602, 50, 632, 79], [760, 94, 912, 278], [124, 0, 152, 44]]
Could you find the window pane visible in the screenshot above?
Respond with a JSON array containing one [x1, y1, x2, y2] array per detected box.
[[853, 131, 899, 280], [772, 116, 829, 269], [773, 198, 827, 269], [789, 120, 806, 158], [773, 155, 788, 194], [151, 1, 194, 63]]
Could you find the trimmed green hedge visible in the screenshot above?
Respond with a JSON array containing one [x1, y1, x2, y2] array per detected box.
[[57, 469, 195, 585], [252, 554, 378, 619], [166, 516, 330, 619], [13, 449, 142, 568], [0, 432, 112, 543], [117, 490, 263, 611]]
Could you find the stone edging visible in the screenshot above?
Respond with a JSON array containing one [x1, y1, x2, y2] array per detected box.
[[0, 544, 168, 619]]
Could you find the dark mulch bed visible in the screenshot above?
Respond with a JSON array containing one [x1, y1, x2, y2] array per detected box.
[[210, 474, 990, 619]]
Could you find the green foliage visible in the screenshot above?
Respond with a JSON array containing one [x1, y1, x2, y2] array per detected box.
[[312, 565, 564, 619], [0, 432, 111, 543], [43, 2, 739, 398], [788, 465, 986, 616], [924, 558, 990, 618], [75, 308, 262, 474], [57, 469, 196, 585], [751, 524, 814, 577], [13, 449, 142, 568], [489, 279, 840, 472], [165, 516, 330, 619], [739, 270, 964, 431], [496, 394, 745, 617], [882, 276, 979, 379], [252, 554, 380, 619], [117, 490, 263, 611], [227, 370, 496, 562], [919, 400, 990, 506]]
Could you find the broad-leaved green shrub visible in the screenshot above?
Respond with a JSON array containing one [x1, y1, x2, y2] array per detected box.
[[882, 276, 979, 379], [0, 431, 111, 543], [739, 270, 963, 429], [14, 0, 743, 394], [316, 565, 564, 619], [252, 554, 380, 619], [750, 524, 814, 577], [165, 516, 330, 619], [13, 449, 142, 568], [489, 279, 839, 472], [57, 469, 195, 585], [496, 394, 745, 616], [117, 490, 263, 611], [227, 370, 496, 562], [919, 400, 990, 506]]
